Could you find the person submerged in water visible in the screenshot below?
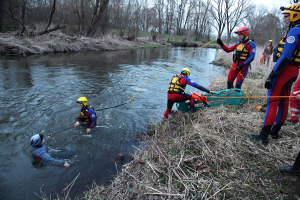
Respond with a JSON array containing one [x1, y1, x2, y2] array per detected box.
[[30, 134, 70, 167], [75, 97, 97, 133]]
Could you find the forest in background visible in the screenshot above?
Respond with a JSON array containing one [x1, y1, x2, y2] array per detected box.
[[0, 0, 289, 46]]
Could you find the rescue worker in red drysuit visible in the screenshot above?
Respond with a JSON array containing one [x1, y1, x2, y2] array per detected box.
[[164, 68, 211, 118], [263, 40, 274, 65], [248, 3, 300, 144], [217, 26, 256, 89], [289, 81, 300, 125]]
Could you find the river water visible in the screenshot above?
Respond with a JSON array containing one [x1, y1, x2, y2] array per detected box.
[[0, 47, 223, 199]]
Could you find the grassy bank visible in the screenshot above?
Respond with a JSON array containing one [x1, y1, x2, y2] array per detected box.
[[74, 47, 300, 199], [0, 32, 167, 56], [0, 31, 216, 56]]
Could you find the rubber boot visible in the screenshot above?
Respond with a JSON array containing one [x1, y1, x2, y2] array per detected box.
[[270, 123, 283, 139], [279, 166, 300, 174], [235, 83, 241, 90], [227, 82, 232, 89], [248, 126, 271, 144], [190, 104, 195, 113]]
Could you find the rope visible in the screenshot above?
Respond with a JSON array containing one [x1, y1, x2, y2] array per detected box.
[[96, 39, 217, 111]]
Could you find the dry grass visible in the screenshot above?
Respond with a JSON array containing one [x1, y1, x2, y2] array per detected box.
[[0, 32, 163, 56], [78, 47, 300, 200]]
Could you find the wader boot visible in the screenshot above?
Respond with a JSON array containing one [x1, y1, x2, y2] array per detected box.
[[227, 82, 232, 89], [270, 123, 283, 139], [190, 104, 195, 113], [279, 151, 300, 174], [248, 126, 271, 144]]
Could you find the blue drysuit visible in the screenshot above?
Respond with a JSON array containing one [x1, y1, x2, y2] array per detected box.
[[30, 134, 65, 165]]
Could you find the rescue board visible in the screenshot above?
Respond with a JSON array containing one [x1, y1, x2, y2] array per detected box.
[[176, 88, 246, 112]]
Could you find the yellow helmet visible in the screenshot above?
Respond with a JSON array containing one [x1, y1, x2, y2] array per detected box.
[[269, 40, 273, 43], [281, 3, 300, 22], [77, 97, 87, 106], [181, 68, 190, 77]]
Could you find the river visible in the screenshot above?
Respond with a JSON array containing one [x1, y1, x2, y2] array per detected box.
[[0, 47, 223, 199]]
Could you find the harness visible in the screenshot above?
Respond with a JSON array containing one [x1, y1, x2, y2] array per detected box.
[[277, 33, 300, 66], [80, 105, 97, 122], [233, 40, 252, 62], [167, 75, 186, 94]]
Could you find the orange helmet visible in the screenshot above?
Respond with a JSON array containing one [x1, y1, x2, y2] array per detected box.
[[234, 26, 250, 36]]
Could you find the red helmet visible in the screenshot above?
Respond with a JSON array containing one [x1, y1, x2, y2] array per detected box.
[[234, 26, 250, 36]]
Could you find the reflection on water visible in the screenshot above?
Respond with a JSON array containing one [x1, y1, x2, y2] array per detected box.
[[0, 47, 223, 199]]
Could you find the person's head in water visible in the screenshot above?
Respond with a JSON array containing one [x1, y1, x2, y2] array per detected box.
[[77, 97, 88, 108], [234, 26, 250, 41], [30, 134, 44, 148]]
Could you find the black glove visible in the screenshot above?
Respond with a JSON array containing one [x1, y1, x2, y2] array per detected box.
[[236, 63, 245, 71], [217, 38, 224, 46], [264, 71, 277, 89]]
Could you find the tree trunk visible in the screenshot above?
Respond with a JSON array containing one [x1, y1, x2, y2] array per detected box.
[[21, 0, 26, 26], [86, 0, 110, 37], [0, 0, 4, 32]]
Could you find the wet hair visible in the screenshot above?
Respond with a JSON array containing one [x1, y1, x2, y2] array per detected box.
[[39, 134, 44, 141]]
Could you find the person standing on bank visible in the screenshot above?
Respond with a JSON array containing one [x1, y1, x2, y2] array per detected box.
[[263, 40, 274, 65], [217, 26, 256, 89], [30, 134, 70, 167], [75, 97, 97, 133], [249, 2, 300, 144], [164, 68, 211, 118]]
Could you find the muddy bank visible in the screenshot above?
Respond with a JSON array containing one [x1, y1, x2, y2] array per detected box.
[[73, 47, 300, 199]]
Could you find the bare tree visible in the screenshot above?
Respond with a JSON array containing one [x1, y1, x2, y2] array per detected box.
[[21, 0, 26, 25], [164, 0, 173, 34], [176, 0, 188, 35], [193, 0, 211, 41], [4, 0, 26, 35], [209, 0, 226, 38], [86, 0, 110, 37], [225, 0, 251, 45], [0, 0, 5, 32], [244, 4, 283, 45]]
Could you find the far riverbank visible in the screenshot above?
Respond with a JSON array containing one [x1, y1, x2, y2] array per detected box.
[[0, 32, 217, 56]]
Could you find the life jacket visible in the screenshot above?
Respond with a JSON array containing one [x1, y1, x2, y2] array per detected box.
[[276, 33, 300, 66], [80, 105, 97, 122], [167, 75, 186, 94], [265, 45, 273, 54], [233, 40, 253, 62]]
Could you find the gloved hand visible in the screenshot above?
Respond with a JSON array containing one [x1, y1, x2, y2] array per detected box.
[[236, 63, 245, 71], [264, 71, 277, 89], [217, 38, 224, 46]]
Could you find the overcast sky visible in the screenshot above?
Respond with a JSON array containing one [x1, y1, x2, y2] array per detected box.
[[253, 0, 295, 8]]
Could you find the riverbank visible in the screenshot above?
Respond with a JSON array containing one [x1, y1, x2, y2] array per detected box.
[[0, 32, 216, 56], [75, 47, 300, 199]]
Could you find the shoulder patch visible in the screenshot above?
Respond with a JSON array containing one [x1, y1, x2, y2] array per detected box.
[[252, 48, 256, 53], [287, 36, 295, 43]]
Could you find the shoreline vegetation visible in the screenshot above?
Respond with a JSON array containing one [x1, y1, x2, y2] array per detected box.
[[75, 47, 299, 199], [0, 32, 217, 56]]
